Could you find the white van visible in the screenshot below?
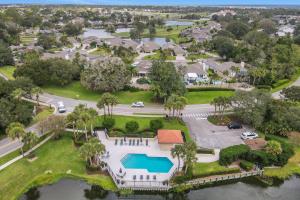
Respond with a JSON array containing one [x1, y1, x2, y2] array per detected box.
[[57, 101, 66, 113]]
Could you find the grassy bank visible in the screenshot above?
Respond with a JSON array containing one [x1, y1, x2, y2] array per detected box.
[[192, 162, 240, 178], [0, 66, 15, 80], [271, 68, 300, 92], [264, 147, 300, 179], [0, 133, 116, 200]]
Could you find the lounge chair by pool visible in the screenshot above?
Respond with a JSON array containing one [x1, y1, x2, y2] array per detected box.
[[146, 139, 148, 146], [146, 175, 150, 180], [137, 140, 139, 146], [115, 139, 118, 145], [133, 175, 136, 180], [120, 139, 123, 145], [153, 175, 156, 180], [133, 139, 135, 145], [140, 175, 143, 180], [129, 139, 132, 146]]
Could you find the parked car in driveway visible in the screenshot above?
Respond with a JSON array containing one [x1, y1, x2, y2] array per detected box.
[[241, 131, 258, 140], [131, 102, 144, 107], [227, 122, 242, 129], [57, 101, 66, 113]]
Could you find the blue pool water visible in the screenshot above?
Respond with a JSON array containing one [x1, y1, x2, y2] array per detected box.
[[121, 154, 173, 173]]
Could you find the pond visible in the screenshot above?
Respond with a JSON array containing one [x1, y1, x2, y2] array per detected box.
[[165, 20, 194, 26], [140, 37, 169, 46], [83, 28, 131, 39], [20, 176, 300, 200]]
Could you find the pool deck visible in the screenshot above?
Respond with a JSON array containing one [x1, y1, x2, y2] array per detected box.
[[96, 131, 181, 189]]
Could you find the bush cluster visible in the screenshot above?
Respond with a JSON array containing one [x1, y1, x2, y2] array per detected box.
[[149, 119, 163, 132], [220, 138, 294, 167], [219, 145, 250, 165], [239, 160, 254, 171]]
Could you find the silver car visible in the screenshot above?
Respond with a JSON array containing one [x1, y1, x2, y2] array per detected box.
[[241, 131, 258, 140], [131, 102, 144, 107]]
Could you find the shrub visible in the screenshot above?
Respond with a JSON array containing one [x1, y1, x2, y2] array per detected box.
[[265, 140, 282, 156], [240, 160, 254, 171], [136, 77, 150, 84], [219, 144, 250, 166], [196, 148, 215, 154], [102, 118, 115, 129], [149, 119, 163, 132], [125, 121, 139, 133], [246, 150, 277, 167]]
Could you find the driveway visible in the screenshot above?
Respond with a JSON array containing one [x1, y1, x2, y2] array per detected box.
[[184, 118, 245, 149]]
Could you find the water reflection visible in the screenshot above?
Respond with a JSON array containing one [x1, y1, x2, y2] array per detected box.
[[20, 176, 300, 200]]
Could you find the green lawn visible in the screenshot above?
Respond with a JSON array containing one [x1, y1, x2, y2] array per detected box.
[[0, 66, 16, 80], [0, 150, 20, 166], [90, 47, 111, 56], [186, 90, 235, 104], [186, 53, 211, 61], [271, 68, 300, 92], [264, 147, 300, 179], [0, 133, 116, 200], [43, 82, 154, 104], [94, 115, 191, 141], [30, 107, 54, 125], [44, 81, 234, 105], [144, 51, 176, 61], [192, 161, 240, 177], [113, 26, 189, 43]]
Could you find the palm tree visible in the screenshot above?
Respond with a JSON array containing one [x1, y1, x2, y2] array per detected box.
[[171, 145, 184, 171], [98, 93, 119, 117], [6, 122, 26, 155], [23, 132, 38, 153], [79, 111, 92, 141], [87, 108, 98, 134], [79, 138, 106, 168], [182, 141, 197, 174], [11, 88, 25, 101], [66, 112, 79, 139], [31, 87, 43, 106], [164, 94, 187, 118]]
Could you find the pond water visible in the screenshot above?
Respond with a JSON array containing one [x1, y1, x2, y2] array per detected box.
[[83, 28, 131, 38], [165, 20, 194, 26], [140, 37, 169, 46], [20, 176, 300, 200]]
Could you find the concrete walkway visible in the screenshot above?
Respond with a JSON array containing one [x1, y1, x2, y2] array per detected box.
[[196, 149, 220, 163]]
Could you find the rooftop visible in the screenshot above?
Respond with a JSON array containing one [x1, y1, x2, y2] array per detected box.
[[157, 130, 184, 144]]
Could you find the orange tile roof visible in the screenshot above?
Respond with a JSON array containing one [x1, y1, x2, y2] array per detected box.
[[157, 130, 184, 144]]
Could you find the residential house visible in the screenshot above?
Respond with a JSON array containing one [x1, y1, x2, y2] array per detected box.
[[184, 62, 209, 84], [140, 41, 160, 53], [132, 60, 152, 77], [162, 43, 186, 56]]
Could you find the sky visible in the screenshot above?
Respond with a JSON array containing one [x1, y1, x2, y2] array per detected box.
[[0, 0, 300, 5]]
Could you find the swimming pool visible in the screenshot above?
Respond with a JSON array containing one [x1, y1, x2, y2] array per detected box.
[[121, 154, 173, 173]]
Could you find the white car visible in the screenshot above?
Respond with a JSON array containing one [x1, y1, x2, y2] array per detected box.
[[57, 101, 66, 113], [241, 131, 258, 140], [131, 102, 144, 107]]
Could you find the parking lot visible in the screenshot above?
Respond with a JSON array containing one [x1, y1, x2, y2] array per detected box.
[[184, 118, 246, 149]]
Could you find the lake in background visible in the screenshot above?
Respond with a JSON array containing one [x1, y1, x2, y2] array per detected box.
[[20, 176, 300, 200], [83, 28, 131, 39]]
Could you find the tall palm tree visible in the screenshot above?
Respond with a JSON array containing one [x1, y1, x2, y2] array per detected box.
[[23, 132, 38, 153], [6, 122, 26, 155], [98, 93, 119, 117], [31, 87, 43, 106], [66, 112, 79, 139], [182, 141, 197, 174], [171, 145, 184, 171], [11, 88, 25, 101], [79, 138, 106, 168], [164, 94, 187, 118], [79, 111, 92, 141], [87, 108, 98, 134]]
